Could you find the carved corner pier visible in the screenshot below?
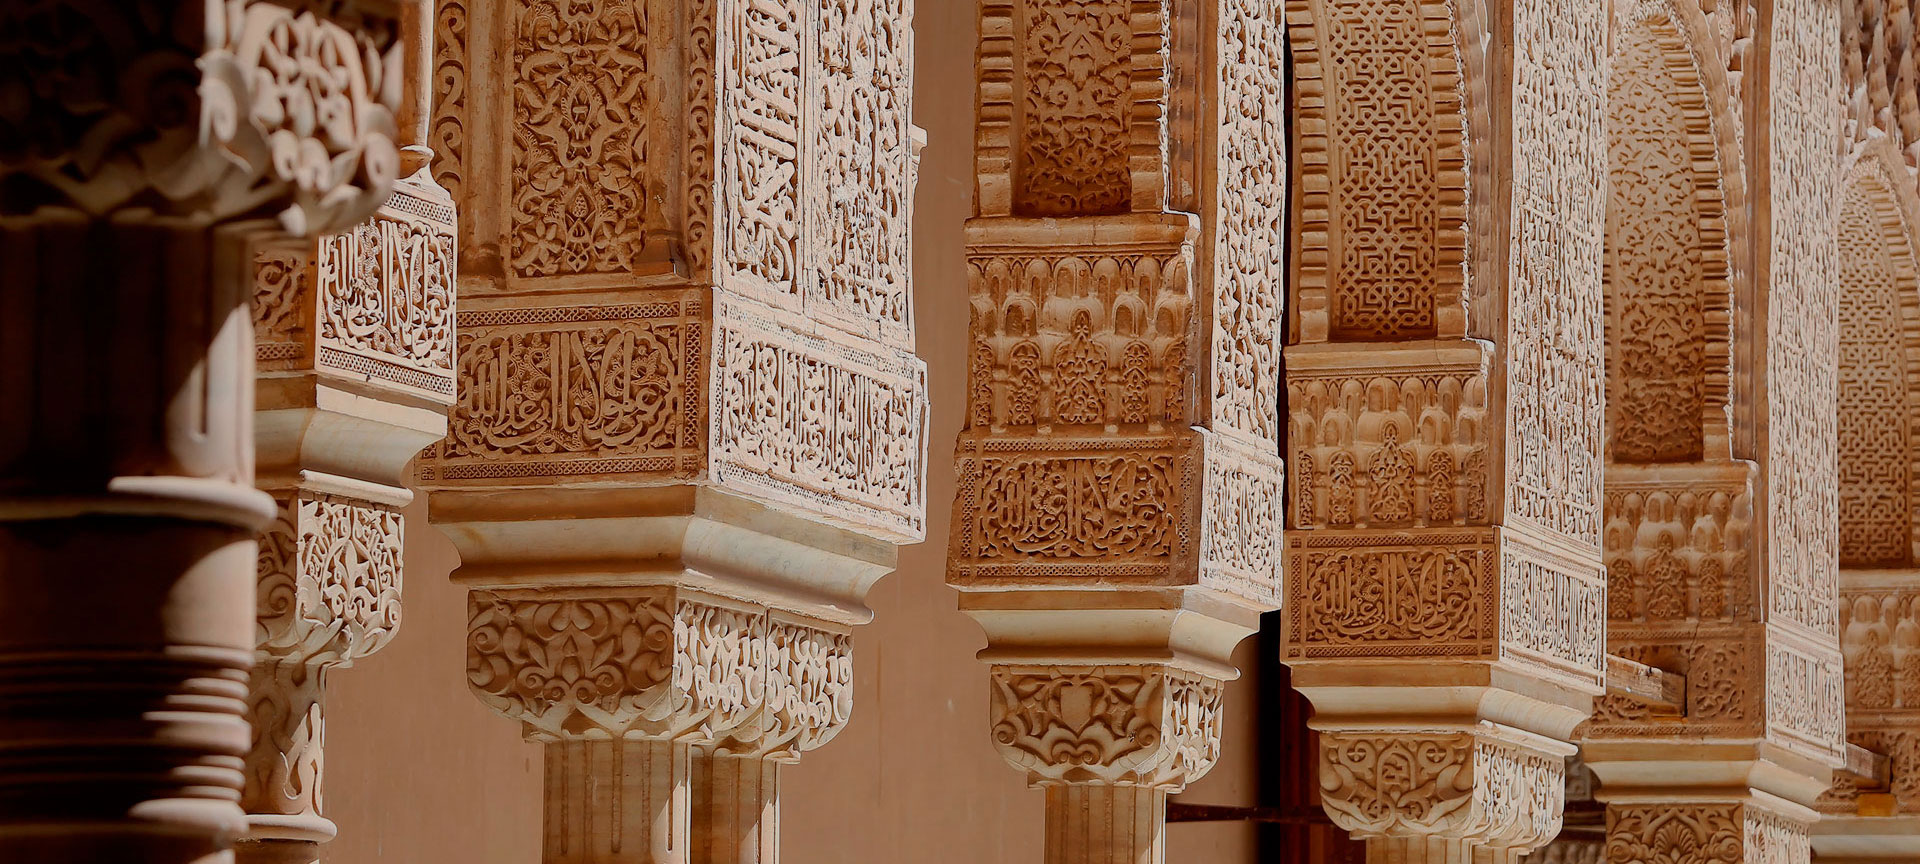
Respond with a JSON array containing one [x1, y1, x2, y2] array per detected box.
[[417, 0, 925, 859], [953, 0, 1288, 860], [1280, 0, 1610, 854]]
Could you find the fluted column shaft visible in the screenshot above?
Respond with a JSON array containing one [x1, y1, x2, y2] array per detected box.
[[1042, 785, 1166, 864], [0, 311, 262, 857], [0, 2, 407, 858], [0, 219, 263, 853]]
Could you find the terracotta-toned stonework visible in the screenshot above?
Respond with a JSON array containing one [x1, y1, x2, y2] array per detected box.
[[3, 0, 1917, 860], [1280, 0, 1611, 853], [953, 0, 1286, 859], [416, 0, 923, 859], [0, 2, 413, 860]]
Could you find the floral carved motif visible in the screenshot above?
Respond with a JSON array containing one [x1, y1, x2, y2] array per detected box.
[[1605, 12, 1731, 465], [1211, 0, 1288, 445], [989, 665, 1223, 787], [1605, 803, 1743, 864], [1015, 0, 1133, 215], [257, 495, 404, 665], [434, 0, 469, 201], [1767, 0, 1844, 641], [1601, 476, 1756, 624], [466, 589, 854, 752], [248, 491, 407, 824], [1590, 636, 1757, 732], [510, 0, 650, 277], [1318, 733, 1564, 847], [255, 245, 315, 367], [1507, 0, 1607, 547], [966, 233, 1195, 430], [466, 590, 678, 738], [765, 622, 855, 754], [244, 658, 328, 820], [672, 602, 767, 734]]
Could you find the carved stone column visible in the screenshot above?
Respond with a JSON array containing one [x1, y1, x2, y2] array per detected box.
[[234, 12, 455, 860], [238, 163, 456, 861], [952, 0, 1287, 860], [419, 0, 923, 859], [1809, 65, 1920, 857], [0, 3, 404, 860], [1280, 0, 1609, 855], [1579, 0, 1850, 856]]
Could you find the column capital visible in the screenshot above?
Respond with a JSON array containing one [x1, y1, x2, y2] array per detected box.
[[466, 586, 853, 759], [1318, 730, 1567, 850], [1, 0, 405, 235], [988, 664, 1223, 790]]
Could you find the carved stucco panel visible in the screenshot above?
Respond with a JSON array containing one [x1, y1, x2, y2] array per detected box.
[[988, 665, 1224, 788]]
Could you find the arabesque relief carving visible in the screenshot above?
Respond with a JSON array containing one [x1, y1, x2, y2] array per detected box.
[[467, 588, 853, 758], [421, 0, 922, 858], [1281, 0, 1608, 847], [955, 0, 1285, 857], [242, 155, 459, 858], [989, 665, 1223, 788]]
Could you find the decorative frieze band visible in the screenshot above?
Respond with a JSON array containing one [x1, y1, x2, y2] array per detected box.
[[421, 292, 927, 541], [254, 174, 460, 401], [950, 434, 1197, 584], [1287, 344, 1492, 530], [1285, 527, 1605, 685]]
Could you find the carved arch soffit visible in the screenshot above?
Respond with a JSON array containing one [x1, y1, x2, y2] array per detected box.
[[1607, 0, 1747, 460], [1837, 135, 1920, 567], [1285, 0, 1475, 341]]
